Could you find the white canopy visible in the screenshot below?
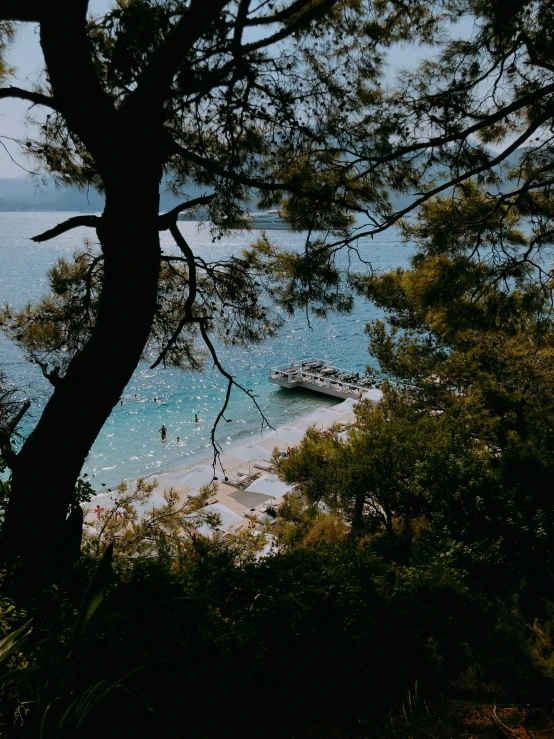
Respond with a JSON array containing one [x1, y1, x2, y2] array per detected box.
[[264, 425, 305, 445], [89, 491, 168, 518], [337, 430, 349, 442], [173, 464, 216, 490], [362, 388, 384, 405], [331, 397, 357, 413], [297, 408, 343, 428], [229, 442, 273, 462], [189, 502, 244, 537], [245, 474, 294, 498]]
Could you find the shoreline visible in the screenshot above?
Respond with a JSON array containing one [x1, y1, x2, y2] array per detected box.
[[88, 393, 364, 531], [146, 394, 362, 523]]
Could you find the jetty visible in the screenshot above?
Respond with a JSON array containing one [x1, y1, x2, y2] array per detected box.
[[269, 358, 381, 400]]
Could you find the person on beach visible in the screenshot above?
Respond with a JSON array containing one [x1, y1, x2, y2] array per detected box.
[[160, 424, 167, 439]]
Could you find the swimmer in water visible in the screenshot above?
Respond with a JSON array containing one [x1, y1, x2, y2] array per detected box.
[[159, 424, 167, 439], [194, 414, 198, 423], [176, 436, 180, 442]]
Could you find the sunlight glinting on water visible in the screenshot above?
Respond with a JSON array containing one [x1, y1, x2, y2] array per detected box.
[[0, 214, 413, 488]]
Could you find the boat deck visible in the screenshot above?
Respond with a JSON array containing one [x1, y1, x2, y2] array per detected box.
[[269, 358, 380, 400]]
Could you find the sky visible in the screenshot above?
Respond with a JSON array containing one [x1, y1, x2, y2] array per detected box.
[[0, 0, 109, 177], [0, 4, 470, 179]]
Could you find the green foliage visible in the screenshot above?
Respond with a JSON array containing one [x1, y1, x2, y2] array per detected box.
[[0, 21, 14, 85]]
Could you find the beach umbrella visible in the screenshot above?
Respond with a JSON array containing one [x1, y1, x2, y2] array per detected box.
[[173, 464, 216, 490], [229, 442, 273, 473], [231, 442, 273, 462], [186, 502, 244, 538], [88, 491, 167, 520], [331, 397, 357, 413], [296, 408, 343, 430], [265, 425, 305, 446], [245, 474, 294, 499], [362, 388, 383, 405]]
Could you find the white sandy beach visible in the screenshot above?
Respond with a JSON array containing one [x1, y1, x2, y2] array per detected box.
[[148, 395, 366, 528], [88, 391, 381, 536]]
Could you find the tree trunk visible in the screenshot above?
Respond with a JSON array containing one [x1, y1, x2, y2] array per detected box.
[[1, 178, 162, 576]]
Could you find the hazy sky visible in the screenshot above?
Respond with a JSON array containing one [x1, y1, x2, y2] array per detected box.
[[0, 5, 467, 179]]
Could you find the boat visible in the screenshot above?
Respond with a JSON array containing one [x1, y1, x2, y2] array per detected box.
[[247, 210, 291, 230], [176, 209, 291, 228]]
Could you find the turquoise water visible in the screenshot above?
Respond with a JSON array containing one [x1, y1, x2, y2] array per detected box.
[[0, 213, 413, 488]]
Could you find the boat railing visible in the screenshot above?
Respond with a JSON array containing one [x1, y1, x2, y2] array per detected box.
[[270, 360, 372, 395]]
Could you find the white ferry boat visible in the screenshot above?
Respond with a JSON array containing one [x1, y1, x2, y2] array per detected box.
[[248, 210, 290, 230]]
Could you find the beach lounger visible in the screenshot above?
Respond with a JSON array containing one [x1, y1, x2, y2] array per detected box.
[[224, 475, 248, 488], [253, 460, 276, 472]]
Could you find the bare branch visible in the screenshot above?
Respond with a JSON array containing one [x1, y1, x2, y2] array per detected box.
[[198, 319, 274, 465], [0, 86, 60, 111], [152, 221, 274, 467], [7, 400, 31, 438], [158, 194, 216, 230], [0, 138, 34, 175], [31, 215, 100, 243], [150, 223, 201, 369], [34, 360, 63, 388], [1, 399, 31, 469]]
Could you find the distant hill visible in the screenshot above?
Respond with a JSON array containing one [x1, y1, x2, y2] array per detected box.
[[0, 151, 526, 213], [0, 178, 202, 212]]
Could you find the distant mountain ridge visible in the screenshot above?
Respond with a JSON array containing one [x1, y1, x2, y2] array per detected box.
[[0, 151, 525, 213], [0, 178, 201, 212]]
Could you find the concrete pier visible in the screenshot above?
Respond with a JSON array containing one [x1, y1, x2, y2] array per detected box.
[[269, 358, 380, 401]]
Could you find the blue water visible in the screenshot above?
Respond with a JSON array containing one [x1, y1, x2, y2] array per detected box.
[[0, 213, 413, 488]]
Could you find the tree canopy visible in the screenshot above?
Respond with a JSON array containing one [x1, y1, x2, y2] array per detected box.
[[1, 0, 554, 578]]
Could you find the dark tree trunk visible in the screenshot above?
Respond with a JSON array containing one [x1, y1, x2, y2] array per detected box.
[[0, 176, 162, 576]]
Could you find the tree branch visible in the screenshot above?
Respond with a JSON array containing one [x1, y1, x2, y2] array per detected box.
[[244, 0, 318, 26], [198, 319, 274, 466], [126, 0, 229, 114], [31, 215, 100, 243], [1, 399, 31, 469], [242, 0, 338, 53], [0, 86, 60, 111], [150, 222, 200, 369], [170, 139, 336, 203], [39, 2, 118, 169], [158, 194, 216, 230], [0, 1, 42, 21], [360, 82, 554, 167], [34, 360, 63, 388], [151, 220, 274, 469], [335, 107, 554, 246]]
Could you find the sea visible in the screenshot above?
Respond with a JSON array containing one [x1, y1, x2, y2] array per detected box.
[[0, 213, 413, 489]]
